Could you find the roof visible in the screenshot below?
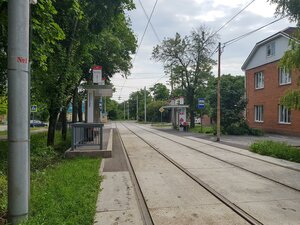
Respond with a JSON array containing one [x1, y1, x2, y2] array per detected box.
[[241, 27, 298, 71]]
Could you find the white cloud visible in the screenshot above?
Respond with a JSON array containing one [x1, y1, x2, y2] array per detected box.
[[112, 0, 295, 102], [194, 10, 226, 22]]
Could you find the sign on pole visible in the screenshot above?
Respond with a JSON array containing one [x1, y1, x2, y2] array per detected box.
[[198, 98, 205, 109], [92, 65, 103, 84], [31, 105, 37, 112]]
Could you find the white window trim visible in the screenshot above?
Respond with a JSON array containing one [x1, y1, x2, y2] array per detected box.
[[254, 105, 264, 122], [279, 67, 291, 85], [255, 71, 264, 89], [278, 105, 291, 124]]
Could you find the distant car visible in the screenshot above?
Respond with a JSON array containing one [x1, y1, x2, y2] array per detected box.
[[30, 120, 47, 127]]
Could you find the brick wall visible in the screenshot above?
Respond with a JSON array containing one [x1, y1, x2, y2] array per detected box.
[[246, 61, 300, 136]]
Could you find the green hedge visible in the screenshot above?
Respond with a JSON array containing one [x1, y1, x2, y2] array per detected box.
[[250, 140, 300, 163]]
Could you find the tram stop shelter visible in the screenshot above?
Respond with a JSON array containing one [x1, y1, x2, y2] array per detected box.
[[162, 97, 189, 131]]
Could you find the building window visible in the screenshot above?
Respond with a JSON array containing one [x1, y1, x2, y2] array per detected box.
[[279, 67, 291, 85], [255, 71, 264, 89], [254, 105, 264, 122], [266, 42, 275, 57], [279, 105, 291, 124]]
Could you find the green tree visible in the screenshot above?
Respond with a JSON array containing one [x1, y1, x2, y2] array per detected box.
[[152, 26, 217, 128], [207, 74, 247, 134], [269, 0, 300, 110], [150, 83, 170, 101], [147, 100, 169, 122], [128, 89, 152, 121], [31, 0, 136, 145]]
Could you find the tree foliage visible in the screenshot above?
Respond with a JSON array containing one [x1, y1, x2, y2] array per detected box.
[[152, 25, 217, 127], [29, 0, 137, 145], [269, 0, 300, 110], [149, 83, 169, 101], [207, 74, 247, 134], [268, 0, 300, 23]]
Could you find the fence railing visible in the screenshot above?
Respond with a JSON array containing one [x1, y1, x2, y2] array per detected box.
[[71, 123, 104, 150]]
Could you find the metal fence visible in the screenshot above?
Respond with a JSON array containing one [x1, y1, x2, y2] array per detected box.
[[71, 122, 104, 150]]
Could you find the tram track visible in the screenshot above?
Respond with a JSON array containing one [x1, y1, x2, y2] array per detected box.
[[118, 122, 264, 225], [130, 123, 300, 193]]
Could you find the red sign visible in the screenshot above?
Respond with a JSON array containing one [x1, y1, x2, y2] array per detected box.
[[92, 65, 102, 70], [16, 57, 28, 64]]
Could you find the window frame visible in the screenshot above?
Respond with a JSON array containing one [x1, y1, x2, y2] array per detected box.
[[266, 42, 275, 57], [254, 71, 264, 89], [254, 105, 264, 122], [279, 67, 291, 85], [278, 105, 291, 124]]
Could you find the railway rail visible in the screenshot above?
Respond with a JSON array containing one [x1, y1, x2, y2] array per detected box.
[[116, 122, 300, 225]]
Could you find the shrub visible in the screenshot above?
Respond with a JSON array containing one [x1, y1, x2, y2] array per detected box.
[[249, 128, 264, 136], [250, 140, 300, 163]]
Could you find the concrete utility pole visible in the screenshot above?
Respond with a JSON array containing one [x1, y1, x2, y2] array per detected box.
[[216, 42, 221, 142], [8, 0, 30, 224], [127, 101, 129, 120], [123, 101, 125, 120], [136, 95, 139, 121], [144, 86, 147, 123]]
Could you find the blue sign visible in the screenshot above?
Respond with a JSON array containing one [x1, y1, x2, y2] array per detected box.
[[31, 105, 37, 112], [198, 98, 205, 109]]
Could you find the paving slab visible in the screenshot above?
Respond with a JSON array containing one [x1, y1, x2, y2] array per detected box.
[[95, 172, 143, 225], [122, 123, 300, 225], [117, 123, 251, 224]]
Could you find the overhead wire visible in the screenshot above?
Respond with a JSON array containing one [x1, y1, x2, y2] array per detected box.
[[118, 0, 159, 101], [138, 0, 161, 43], [149, 1, 257, 89], [211, 0, 256, 37], [223, 16, 287, 47]]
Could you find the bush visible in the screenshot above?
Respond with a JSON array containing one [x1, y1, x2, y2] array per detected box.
[[225, 121, 249, 135], [250, 140, 300, 163], [249, 128, 264, 136]]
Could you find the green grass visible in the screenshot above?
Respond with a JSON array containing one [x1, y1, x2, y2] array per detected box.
[[250, 140, 300, 163], [0, 130, 72, 222], [21, 158, 101, 225]]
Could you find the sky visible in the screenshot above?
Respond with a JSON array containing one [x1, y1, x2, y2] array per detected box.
[[111, 0, 295, 102]]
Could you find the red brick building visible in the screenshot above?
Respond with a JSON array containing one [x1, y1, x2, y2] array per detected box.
[[242, 28, 300, 136]]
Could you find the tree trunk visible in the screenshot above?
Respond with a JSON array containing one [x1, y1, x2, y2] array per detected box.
[[47, 111, 59, 146], [72, 87, 78, 123], [78, 98, 83, 122], [187, 88, 196, 128], [61, 107, 67, 141]]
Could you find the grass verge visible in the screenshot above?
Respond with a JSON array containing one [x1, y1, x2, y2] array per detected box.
[[0, 129, 102, 225], [21, 158, 101, 225], [250, 140, 300, 163]]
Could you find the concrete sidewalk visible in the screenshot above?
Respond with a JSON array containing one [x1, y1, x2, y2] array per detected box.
[[153, 126, 300, 149]]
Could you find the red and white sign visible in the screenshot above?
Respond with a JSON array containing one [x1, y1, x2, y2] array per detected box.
[[93, 65, 102, 84]]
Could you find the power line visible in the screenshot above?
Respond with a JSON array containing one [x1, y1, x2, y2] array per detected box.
[[138, 0, 161, 43], [118, 0, 159, 100], [212, 0, 256, 37], [133, 0, 159, 64], [223, 16, 287, 47]]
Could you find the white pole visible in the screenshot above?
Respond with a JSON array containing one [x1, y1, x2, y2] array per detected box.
[[136, 95, 139, 121], [8, 0, 30, 223], [144, 86, 147, 123]]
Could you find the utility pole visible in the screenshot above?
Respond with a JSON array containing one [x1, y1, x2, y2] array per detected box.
[[127, 101, 129, 120], [217, 42, 221, 142], [144, 86, 147, 123], [8, 0, 31, 224], [136, 95, 139, 121], [123, 101, 125, 120]]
